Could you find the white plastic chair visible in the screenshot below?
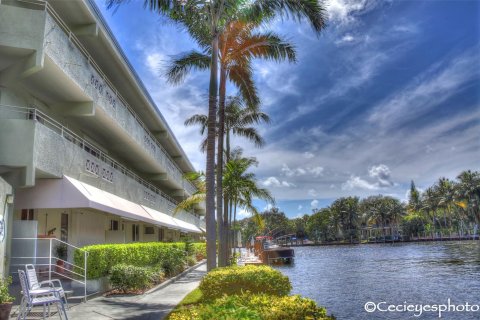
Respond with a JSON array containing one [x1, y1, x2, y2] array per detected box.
[[18, 270, 68, 320], [25, 264, 69, 309]]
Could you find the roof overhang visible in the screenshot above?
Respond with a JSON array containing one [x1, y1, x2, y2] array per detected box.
[[14, 176, 202, 234]]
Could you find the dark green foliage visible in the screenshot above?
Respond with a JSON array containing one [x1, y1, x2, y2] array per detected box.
[[74, 242, 206, 279], [110, 264, 155, 292], [0, 276, 14, 303]]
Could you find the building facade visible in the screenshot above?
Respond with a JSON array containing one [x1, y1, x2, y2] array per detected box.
[[0, 0, 205, 277]]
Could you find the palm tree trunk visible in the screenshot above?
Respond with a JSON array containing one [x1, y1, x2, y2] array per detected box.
[[229, 197, 234, 259], [233, 196, 238, 257], [225, 128, 232, 263], [216, 65, 227, 267], [205, 34, 219, 271]]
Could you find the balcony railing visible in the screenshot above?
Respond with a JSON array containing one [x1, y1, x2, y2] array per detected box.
[[0, 105, 204, 224], [15, 0, 196, 195]]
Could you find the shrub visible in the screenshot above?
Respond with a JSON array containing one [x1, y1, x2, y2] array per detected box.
[[192, 243, 206, 260], [187, 256, 197, 267], [199, 265, 291, 301], [73, 242, 205, 279], [168, 294, 334, 320], [110, 264, 153, 292], [0, 276, 14, 304]]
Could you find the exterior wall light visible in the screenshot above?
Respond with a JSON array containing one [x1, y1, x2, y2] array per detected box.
[[6, 194, 14, 205]]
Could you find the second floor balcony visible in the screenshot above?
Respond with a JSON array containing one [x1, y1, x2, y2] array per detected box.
[[0, 105, 205, 223], [0, 1, 197, 197]]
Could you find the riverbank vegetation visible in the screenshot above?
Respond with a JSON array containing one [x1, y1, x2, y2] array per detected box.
[[240, 170, 480, 244], [167, 265, 334, 320]]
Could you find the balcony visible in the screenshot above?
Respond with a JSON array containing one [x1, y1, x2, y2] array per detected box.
[[0, 105, 205, 226], [0, 0, 196, 196]]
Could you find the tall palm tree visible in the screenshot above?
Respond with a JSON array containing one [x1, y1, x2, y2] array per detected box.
[[408, 180, 422, 213], [455, 170, 480, 225], [108, 0, 327, 271], [184, 96, 270, 263], [223, 148, 274, 257], [435, 177, 455, 229], [184, 96, 270, 154], [422, 187, 439, 236], [167, 21, 293, 266]]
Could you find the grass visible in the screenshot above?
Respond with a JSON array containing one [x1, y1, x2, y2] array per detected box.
[[166, 287, 204, 319], [178, 287, 203, 306]]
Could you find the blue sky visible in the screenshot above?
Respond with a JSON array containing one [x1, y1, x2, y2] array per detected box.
[[97, 0, 480, 218]]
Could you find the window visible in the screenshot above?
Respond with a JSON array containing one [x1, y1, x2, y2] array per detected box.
[[158, 228, 164, 242], [61, 213, 69, 242], [110, 220, 119, 231], [132, 224, 139, 242], [21, 209, 34, 221], [144, 226, 154, 235]]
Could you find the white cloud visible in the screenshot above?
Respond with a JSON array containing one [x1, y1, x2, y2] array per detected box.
[[297, 205, 303, 211], [146, 53, 164, 75], [237, 209, 250, 218], [310, 166, 325, 177], [342, 175, 378, 191], [336, 34, 356, 45], [311, 199, 319, 209], [281, 164, 324, 178], [327, 0, 382, 25], [368, 47, 479, 129], [342, 164, 395, 191], [304, 152, 315, 159], [368, 164, 394, 187], [262, 176, 295, 188], [308, 189, 318, 197]]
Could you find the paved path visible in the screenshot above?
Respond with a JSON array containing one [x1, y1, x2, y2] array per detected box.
[[66, 263, 206, 320]]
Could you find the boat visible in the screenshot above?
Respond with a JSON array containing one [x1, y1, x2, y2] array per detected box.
[[253, 236, 294, 265]]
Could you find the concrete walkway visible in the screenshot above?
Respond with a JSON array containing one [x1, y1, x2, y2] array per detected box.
[[65, 263, 206, 320]]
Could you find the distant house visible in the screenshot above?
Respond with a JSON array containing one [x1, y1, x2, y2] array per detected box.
[[0, 0, 205, 277]]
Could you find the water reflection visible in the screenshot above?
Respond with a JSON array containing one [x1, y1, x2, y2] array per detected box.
[[274, 241, 480, 319]]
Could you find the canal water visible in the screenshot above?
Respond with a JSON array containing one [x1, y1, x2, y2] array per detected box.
[[274, 241, 480, 319]]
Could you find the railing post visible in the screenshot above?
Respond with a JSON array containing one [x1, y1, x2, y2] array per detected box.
[[84, 251, 88, 302], [49, 238, 52, 281]]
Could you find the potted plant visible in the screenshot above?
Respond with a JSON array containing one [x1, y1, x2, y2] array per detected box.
[[0, 276, 14, 320], [55, 243, 68, 273]]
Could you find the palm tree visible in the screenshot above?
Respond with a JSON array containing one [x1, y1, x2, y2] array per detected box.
[[167, 21, 293, 266], [422, 187, 439, 237], [184, 96, 270, 264], [184, 96, 270, 155], [174, 172, 206, 214], [455, 170, 480, 226], [223, 148, 274, 258], [108, 0, 327, 271], [408, 180, 422, 213], [435, 177, 455, 230]]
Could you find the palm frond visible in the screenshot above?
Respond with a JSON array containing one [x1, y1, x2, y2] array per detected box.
[[165, 51, 211, 84], [232, 127, 265, 147]]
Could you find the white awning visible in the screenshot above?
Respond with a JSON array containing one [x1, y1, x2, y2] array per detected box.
[[173, 217, 202, 233], [15, 176, 201, 233], [142, 205, 179, 230]]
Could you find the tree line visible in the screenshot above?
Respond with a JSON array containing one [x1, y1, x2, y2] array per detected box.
[[239, 170, 480, 244]]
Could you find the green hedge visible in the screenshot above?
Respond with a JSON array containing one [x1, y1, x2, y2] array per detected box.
[[110, 264, 159, 292], [199, 265, 291, 301], [168, 294, 334, 320], [192, 243, 206, 259], [74, 242, 206, 279]]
